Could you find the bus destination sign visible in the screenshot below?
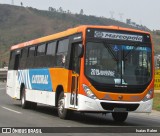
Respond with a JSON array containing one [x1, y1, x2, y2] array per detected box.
[[94, 31, 143, 42]]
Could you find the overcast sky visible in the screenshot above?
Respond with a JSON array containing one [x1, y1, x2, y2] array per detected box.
[[0, 0, 160, 30]]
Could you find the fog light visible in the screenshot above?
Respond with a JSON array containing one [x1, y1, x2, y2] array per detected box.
[[142, 89, 154, 102], [82, 84, 97, 99]]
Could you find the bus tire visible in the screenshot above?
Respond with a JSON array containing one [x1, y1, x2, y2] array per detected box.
[[21, 87, 30, 109], [57, 92, 71, 119], [112, 112, 128, 122], [30, 102, 37, 110]]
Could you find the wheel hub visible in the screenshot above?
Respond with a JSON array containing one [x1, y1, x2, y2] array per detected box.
[[58, 98, 65, 115]]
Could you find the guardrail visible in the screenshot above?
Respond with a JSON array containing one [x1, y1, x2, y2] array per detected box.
[[0, 68, 8, 82]]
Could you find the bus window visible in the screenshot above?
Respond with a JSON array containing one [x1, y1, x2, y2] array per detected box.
[[19, 48, 28, 69], [57, 39, 69, 54], [46, 42, 57, 56], [37, 44, 46, 56], [10, 51, 14, 61], [71, 43, 82, 74], [8, 51, 16, 70], [56, 39, 69, 67], [28, 46, 36, 57], [21, 47, 28, 58], [14, 54, 20, 70], [27, 46, 36, 68]]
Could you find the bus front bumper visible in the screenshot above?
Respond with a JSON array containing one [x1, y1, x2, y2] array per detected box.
[[77, 94, 153, 113]]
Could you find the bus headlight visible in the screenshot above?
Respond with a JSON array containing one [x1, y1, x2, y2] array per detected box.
[[82, 84, 97, 99], [142, 89, 154, 102]]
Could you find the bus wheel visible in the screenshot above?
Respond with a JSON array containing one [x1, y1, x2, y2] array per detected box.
[[112, 112, 128, 122], [30, 102, 37, 110], [21, 87, 30, 109], [57, 92, 71, 119]]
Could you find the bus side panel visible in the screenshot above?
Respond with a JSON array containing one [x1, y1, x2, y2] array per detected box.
[[18, 69, 53, 92], [49, 68, 72, 108], [26, 89, 55, 106], [22, 68, 71, 106], [6, 70, 20, 99], [49, 68, 72, 93], [18, 68, 55, 106]]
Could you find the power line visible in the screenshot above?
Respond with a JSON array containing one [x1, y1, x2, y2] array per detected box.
[[119, 13, 124, 22]]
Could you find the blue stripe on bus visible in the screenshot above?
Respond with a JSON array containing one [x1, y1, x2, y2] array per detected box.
[[18, 69, 52, 92]]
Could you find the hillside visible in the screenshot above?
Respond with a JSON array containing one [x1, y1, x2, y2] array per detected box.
[[0, 4, 159, 67]]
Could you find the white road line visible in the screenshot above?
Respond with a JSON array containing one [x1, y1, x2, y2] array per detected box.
[[1, 106, 22, 114]]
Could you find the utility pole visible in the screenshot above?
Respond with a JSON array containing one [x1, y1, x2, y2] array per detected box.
[[119, 13, 124, 22], [110, 11, 114, 20], [12, 0, 14, 5]]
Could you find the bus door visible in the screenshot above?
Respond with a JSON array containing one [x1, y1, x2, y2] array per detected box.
[[70, 43, 82, 108], [71, 73, 79, 107]]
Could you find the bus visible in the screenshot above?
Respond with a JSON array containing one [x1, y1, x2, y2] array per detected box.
[[7, 25, 154, 122]]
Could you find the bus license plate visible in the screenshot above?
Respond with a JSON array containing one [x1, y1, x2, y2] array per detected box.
[[114, 108, 127, 112]]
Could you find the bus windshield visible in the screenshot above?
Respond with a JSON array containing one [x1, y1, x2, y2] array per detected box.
[[85, 42, 152, 86]]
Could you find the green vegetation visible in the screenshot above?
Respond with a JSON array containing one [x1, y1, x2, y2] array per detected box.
[[152, 33, 160, 54], [0, 4, 160, 67], [153, 93, 160, 111]]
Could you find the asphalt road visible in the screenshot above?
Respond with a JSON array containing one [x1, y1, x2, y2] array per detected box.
[[0, 82, 159, 136]]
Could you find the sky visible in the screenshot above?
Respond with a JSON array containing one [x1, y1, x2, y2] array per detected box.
[[0, 0, 160, 30]]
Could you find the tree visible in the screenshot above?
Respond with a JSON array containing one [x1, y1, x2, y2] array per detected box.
[[21, 2, 23, 7], [80, 9, 84, 15], [49, 7, 57, 12], [59, 7, 63, 13], [48, 7, 52, 11], [67, 10, 71, 14]]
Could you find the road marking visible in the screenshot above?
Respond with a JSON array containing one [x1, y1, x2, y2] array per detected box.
[[1, 106, 22, 114]]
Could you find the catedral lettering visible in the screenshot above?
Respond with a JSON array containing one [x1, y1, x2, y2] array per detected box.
[[32, 75, 48, 84], [7, 25, 154, 123], [125, 46, 147, 51]]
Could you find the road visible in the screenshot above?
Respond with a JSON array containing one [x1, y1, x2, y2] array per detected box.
[[0, 82, 159, 136]]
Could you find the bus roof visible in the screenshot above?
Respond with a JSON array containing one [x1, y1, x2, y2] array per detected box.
[[11, 25, 150, 50]]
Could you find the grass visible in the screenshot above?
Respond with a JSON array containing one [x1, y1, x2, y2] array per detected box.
[[153, 93, 160, 111]]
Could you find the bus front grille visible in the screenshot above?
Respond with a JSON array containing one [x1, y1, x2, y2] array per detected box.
[[100, 102, 139, 111]]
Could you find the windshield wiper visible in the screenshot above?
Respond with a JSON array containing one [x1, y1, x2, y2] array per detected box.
[[124, 44, 140, 58], [104, 43, 119, 61]]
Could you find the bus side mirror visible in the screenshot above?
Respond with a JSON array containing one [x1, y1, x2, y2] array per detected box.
[[77, 44, 84, 58]]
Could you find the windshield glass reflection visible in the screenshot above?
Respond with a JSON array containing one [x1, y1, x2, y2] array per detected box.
[[85, 42, 152, 86]]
